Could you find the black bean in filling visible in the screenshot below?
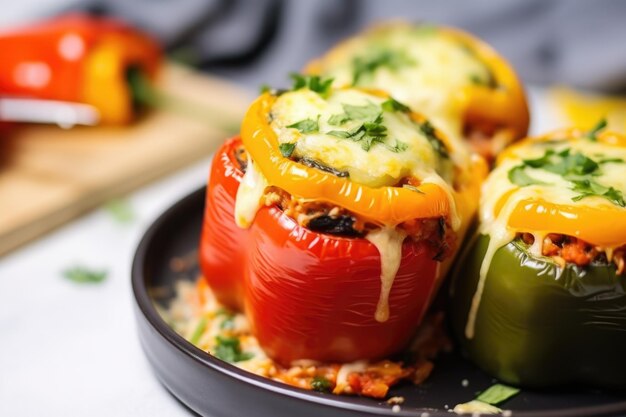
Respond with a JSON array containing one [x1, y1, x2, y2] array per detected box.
[[307, 215, 362, 237]]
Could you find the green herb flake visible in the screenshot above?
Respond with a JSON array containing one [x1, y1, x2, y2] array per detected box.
[[290, 74, 334, 98], [382, 97, 410, 113], [310, 376, 333, 393], [418, 120, 449, 158], [214, 336, 253, 363], [328, 113, 350, 126], [587, 118, 607, 141], [62, 266, 107, 284], [384, 140, 409, 153], [599, 157, 624, 164], [189, 317, 207, 345], [508, 166, 549, 187], [279, 143, 296, 158], [352, 49, 415, 85], [287, 117, 319, 133], [259, 83, 271, 94], [104, 198, 134, 223], [571, 179, 626, 207], [342, 102, 382, 122], [476, 383, 520, 405]]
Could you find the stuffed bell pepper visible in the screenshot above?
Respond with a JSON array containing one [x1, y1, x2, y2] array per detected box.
[[200, 76, 487, 364], [0, 13, 161, 124], [450, 125, 626, 388], [306, 22, 529, 162]]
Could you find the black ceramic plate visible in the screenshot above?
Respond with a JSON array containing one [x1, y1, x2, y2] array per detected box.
[[132, 187, 626, 417]]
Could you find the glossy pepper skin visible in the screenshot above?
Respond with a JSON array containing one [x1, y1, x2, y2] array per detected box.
[[200, 137, 445, 364], [0, 14, 161, 124], [450, 235, 626, 389], [199, 137, 247, 311]]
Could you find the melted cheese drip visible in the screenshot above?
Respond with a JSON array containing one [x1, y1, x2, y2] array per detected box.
[[333, 360, 368, 394], [453, 400, 501, 415], [234, 158, 268, 228], [365, 227, 407, 322], [466, 138, 626, 339]]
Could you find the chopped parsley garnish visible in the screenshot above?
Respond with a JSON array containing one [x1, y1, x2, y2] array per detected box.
[[311, 376, 333, 393], [342, 102, 381, 122], [287, 117, 319, 133], [417, 120, 449, 158], [290, 73, 334, 98], [571, 179, 626, 207], [279, 143, 296, 158], [189, 317, 207, 344], [507, 166, 549, 187], [382, 97, 410, 113], [214, 336, 253, 363], [352, 49, 415, 85], [586, 118, 607, 141], [384, 140, 409, 153], [476, 383, 520, 405], [259, 83, 271, 94], [507, 146, 626, 207], [62, 266, 107, 284], [328, 113, 350, 126], [104, 198, 134, 223]]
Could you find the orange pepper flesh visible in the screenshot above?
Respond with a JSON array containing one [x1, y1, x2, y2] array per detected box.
[[493, 129, 626, 248], [240, 92, 486, 226]]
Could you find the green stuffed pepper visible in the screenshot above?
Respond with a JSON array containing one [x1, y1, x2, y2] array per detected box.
[[450, 126, 626, 389]]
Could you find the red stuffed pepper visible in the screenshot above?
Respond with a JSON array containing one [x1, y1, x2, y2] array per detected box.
[[0, 13, 161, 124], [200, 78, 486, 364]]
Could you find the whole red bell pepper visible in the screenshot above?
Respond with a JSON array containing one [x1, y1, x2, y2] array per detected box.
[[201, 137, 442, 363], [0, 13, 161, 124]]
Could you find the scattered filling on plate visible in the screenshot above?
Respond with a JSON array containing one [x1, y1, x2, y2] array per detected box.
[[160, 278, 451, 399]]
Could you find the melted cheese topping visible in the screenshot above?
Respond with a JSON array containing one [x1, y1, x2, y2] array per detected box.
[[234, 157, 268, 228], [271, 88, 454, 188], [365, 227, 407, 322], [466, 137, 626, 338], [315, 24, 492, 164]]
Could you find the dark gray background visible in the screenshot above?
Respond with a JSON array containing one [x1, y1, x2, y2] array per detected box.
[[62, 0, 626, 93]]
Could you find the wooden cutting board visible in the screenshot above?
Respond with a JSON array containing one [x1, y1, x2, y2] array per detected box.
[[0, 64, 251, 256]]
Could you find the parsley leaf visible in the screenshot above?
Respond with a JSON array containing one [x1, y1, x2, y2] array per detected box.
[[62, 266, 107, 284], [417, 120, 449, 158], [571, 179, 626, 207], [287, 118, 319, 133], [189, 317, 207, 344], [508, 165, 550, 187], [290, 74, 334, 97], [384, 140, 409, 153], [522, 148, 599, 176], [352, 50, 415, 85], [587, 118, 607, 141], [476, 384, 520, 405], [104, 199, 134, 224], [342, 102, 381, 122], [382, 97, 410, 113], [279, 143, 296, 158], [214, 336, 253, 363], [311, 376, 332, 393], [328, 113, 350, 126], [259, 83, 271, 94]]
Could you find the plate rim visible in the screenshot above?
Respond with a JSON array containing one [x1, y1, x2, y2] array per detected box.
[[131, 186, 626, 417]]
